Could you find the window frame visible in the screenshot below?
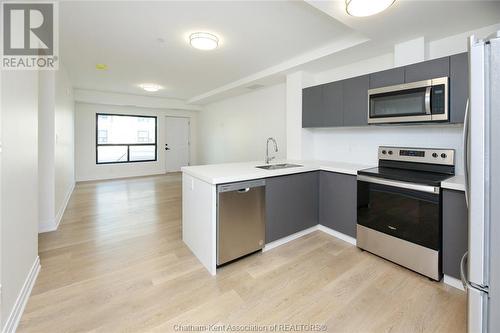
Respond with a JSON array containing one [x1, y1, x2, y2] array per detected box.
[[95, 113, 158, 165]]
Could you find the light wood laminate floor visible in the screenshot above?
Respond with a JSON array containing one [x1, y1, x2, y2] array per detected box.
[[18, 173, 466, 332]]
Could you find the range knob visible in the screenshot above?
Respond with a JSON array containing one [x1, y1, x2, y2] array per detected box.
[[388, 150, 393, 155], [382, 150, 387, 155], [432, 153, 438, 158], [441, 153, 448, 159]]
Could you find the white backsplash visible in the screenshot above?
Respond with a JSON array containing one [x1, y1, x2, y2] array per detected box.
[[308, 124, 464, 174]]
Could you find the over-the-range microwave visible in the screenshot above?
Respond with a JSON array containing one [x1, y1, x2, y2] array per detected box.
[[368, 77, 449, 124]]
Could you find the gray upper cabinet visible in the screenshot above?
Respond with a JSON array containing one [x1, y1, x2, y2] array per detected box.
[[302, 82, 343, 128], [319, 171, 357, 238], [303, 53, 465, 128], [302, 85, 324, 128], [343, 75, 369, 127], [265, 172, 319, 243], [404, 56, 450, 82], [369, 67, 405, 89], [450, 52, 469, 123], [443, 189, 468, 279], [322, 81, 344, 127]]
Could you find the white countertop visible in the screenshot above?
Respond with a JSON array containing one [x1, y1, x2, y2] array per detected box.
[[182, 159, 466, 191], [441, 175, 466, 192], [181, 160, 372, 185]]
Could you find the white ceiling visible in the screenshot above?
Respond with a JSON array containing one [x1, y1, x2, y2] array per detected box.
[[306, 0, 500, 45], [61, 1, 500, 103], [60, 1, 354, 99]]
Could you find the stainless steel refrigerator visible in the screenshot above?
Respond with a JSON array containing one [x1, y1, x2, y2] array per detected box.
[[461, 32, 500, 333]]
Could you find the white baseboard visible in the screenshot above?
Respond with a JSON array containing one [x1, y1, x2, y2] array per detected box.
[[317, 224, 357, 246], [2, 256, 40, 333], [38, 219, 56, 233], [76, 170, 165, 182], [54, 182, 75, 229], [263, 225, 319, 252], [444, 274, 465, 291], [39, 181, 75, 233], [263, 224, 356, 252]]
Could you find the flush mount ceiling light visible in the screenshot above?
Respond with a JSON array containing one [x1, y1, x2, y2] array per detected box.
[[139, 83, 162, 92], [189, 32, 219, 50], [346, 0, 395, 17]]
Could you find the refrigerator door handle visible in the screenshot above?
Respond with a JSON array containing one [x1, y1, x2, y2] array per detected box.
[[460, 251, 471, 290], [462, 99, 470, 207], [460, 251, 490, 293]]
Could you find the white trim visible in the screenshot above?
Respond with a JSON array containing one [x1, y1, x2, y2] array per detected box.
[[263, 225, 357, 252], [444, 274, 465, 291], [263, 225, 319, 252], [54, 182, 75, 229], [39, 181, 75, 233], [2, 256, 40, 333], [317, 224, 357, 246], [38, 218, 56, 233]]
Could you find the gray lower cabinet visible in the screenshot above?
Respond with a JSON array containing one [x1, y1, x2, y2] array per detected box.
[[404, 56, 450, 82], [319, 171, 357, 238], [443, 189, 468, 279], [369, 67, 405, 89], [343, 75, 369, 127], [265, 172, 319, 243], [450, 52, 468, 123]]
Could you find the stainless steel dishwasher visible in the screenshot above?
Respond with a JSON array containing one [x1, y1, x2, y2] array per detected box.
[[217, 179, 265, 265]]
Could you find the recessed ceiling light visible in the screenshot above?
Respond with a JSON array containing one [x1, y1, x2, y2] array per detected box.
[[189, 32, 219, 51], [346, 0, 395, 17], [139, 83, 162, 92], [95, 63, 108, 70]]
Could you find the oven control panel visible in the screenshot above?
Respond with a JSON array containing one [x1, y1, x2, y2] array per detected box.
[[378, 146, 455, 166]]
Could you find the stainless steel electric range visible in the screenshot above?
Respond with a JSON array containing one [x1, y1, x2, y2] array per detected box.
[[356, 146, 456, 281]]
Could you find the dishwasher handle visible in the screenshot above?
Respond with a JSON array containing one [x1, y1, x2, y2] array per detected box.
[[218, 179, 266, 193]]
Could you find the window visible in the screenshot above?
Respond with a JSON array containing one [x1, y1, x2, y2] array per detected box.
[[137, 130, 149, 143], [96, 113, 157, 164], [97, 130, 108, 143]]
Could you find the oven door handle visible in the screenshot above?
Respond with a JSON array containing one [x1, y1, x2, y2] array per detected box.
[[357, 175, 440, 194]]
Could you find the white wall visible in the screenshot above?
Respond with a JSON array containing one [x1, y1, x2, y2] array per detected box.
[[75, 103, 198, 181], [1, 70, 39, 331], [427, 22, 500, 59], [38, 71, 56, 231], [197, 83, 287, 165], [54, 65, 75, 226], [37, 64, 75, 233], [312, 124, 464, 171]]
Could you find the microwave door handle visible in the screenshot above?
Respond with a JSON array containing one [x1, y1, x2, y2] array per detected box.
[[424, 86, 432, 115]]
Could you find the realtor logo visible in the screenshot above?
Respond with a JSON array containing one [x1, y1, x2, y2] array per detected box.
[[1, 2, 58, 70]]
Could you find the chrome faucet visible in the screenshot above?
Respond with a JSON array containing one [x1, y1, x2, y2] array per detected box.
[[265, 137, 278, 164]]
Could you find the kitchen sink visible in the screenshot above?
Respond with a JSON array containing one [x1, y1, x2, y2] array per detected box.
[[256, 163, 303, 170]]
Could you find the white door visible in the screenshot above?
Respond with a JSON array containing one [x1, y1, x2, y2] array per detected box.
[[165, 116, 190, 172]]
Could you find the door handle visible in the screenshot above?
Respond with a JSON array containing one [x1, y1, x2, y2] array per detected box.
[[424, 86, 432, 115], [357, 175, 440, 194], [165, 144, 170, 151], [460, 251, 469, 290], [237, 188, 250, 193], [463, 99, 470, 207]]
